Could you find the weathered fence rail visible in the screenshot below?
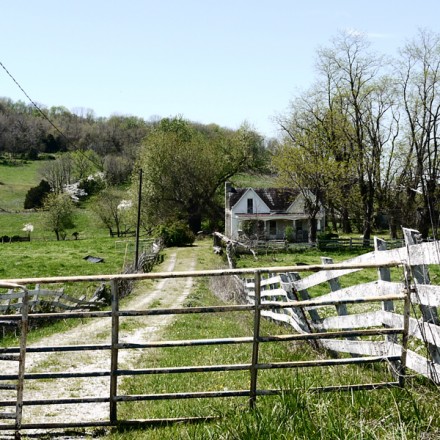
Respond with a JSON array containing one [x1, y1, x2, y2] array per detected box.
[[241, 228, 440, 384], [0, 284, 103, 315], [317, 237, 404, 250]]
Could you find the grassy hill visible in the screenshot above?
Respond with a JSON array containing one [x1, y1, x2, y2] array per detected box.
[[0, 159, 127, 280], [0, 158, 48, 212]]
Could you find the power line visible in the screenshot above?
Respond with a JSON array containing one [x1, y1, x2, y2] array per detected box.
[[0, 60, 103, 170], [0, 60, 71, 145]]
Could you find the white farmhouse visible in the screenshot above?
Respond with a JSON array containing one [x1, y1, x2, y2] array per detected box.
[[224, 183, 325, 242]]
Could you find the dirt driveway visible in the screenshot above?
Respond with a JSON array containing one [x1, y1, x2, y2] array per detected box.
[[1, 245, 199, 434]]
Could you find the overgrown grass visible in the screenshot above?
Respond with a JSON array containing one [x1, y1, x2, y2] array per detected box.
[[103, 244, 440, 439], [0, 236, 126, 280]]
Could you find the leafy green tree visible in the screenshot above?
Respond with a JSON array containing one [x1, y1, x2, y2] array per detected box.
[[277, 31, 400, 240], [135, 117, 266, 234], [273, 116, 341, 242], [43, 193, 76, 241]]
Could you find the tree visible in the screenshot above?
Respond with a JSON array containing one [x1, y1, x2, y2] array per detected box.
[[39, 154, 74, 194], [92, 188, 132, 237], [397, 29, 440, 238], [42, 193, 76, 240], [274, 106, 342, 242], [313, 31, 397, 240], [135, 117, 266, 234], [103, 154, 133, 185], [24, 179, 51, 209], [276, 88, 358, 234]]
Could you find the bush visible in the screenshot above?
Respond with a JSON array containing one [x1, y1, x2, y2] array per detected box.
[[77, 176, 105, 199], [285, 226, 295, 243], [317, 232, 339, 240], [24, 179, 51, 209], [317, 232, 339, 251], [155, 221, 195, 247]]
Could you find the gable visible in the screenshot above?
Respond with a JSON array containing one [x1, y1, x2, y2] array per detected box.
[[230, 188, 270, 214], [229, 187, 300, 213]]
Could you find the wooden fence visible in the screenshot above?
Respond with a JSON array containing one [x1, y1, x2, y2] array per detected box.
[[0, 284, 103, 315], [242, 228, 440, 384], [317, 237, 404, 250], [0, 227, 438, 435]]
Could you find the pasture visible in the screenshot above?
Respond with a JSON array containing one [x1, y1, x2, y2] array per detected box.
[[1, 160, 440, 439]]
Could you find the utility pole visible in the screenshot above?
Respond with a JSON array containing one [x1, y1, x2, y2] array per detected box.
[[134, 169, 142, 271]]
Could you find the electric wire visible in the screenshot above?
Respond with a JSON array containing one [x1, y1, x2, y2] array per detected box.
[[0, 60, 102, 170]]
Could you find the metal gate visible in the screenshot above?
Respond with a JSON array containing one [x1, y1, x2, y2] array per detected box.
[[0, 261, 410, 437]]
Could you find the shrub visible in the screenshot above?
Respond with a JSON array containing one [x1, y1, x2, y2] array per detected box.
[[285, 225, 295, 243], [155, 221, 195, 247], [317, 232, 339, 251], [24, 179, 51, 209], [77, 176, 105, 199]]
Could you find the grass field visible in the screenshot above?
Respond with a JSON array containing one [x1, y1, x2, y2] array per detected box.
[[0, 159, 50, 212]]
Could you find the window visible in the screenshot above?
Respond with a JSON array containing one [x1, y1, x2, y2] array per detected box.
[[269, 220, 277, 236], [247, 198, 253, 213]]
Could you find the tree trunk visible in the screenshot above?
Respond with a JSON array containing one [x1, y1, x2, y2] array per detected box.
[[309, 217, 318, 243], [341, 208, 352, 234], [188, 211, 202, 235]]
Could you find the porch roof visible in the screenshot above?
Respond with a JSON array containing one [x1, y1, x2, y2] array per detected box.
[[234, 213, 309, 221]]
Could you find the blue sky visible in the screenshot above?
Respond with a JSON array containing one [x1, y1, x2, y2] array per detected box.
[[2, 0, 439, 138]]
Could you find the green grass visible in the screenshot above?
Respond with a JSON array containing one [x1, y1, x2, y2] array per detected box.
[[1, 239, 438, 439], [102, 258, 440, 439], [0, 159, 50, 211], [229, 172, 279, 189], [0, 236, 127, 280]]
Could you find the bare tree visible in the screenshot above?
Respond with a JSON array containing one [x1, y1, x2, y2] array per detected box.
[[397, 29, 440, 238]]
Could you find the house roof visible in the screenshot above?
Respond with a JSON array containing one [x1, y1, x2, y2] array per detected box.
[[229, 187, 300, 212]]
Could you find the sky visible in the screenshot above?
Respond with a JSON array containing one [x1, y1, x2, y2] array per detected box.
[[2, 0, 440, 139]]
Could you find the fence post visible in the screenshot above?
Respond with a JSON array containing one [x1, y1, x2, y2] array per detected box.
[[15, 286, 29, 434], [399, 264, 411, 388], [321, 257, 348, 316], [374, 237, 399, 380], [249, 270, 261, 409], [109, 279, 120, 424]]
